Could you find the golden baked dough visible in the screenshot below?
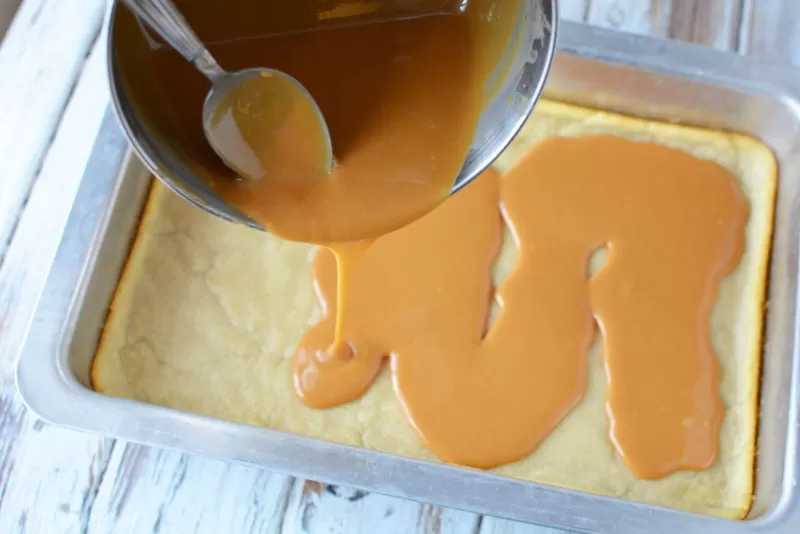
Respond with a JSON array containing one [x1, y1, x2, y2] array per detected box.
[[92, 100, 776, 519]]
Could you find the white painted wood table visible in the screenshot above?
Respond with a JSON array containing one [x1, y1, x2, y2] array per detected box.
[[0, 1, 798, 533]]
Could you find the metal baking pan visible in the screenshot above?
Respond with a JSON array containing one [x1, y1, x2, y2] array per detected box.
[[16, 21, 800, 533]]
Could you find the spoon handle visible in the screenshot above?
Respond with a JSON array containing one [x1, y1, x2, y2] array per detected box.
[[121, 0, 227, 83]]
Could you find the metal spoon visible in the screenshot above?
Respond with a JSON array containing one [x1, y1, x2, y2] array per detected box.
[[121, 0, 334, 180]]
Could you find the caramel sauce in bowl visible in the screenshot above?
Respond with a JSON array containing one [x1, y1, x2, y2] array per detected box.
[[106, 0, 557, 233]]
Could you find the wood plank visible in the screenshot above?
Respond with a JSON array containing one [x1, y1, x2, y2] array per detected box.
[[0, 0, 106, 262], [0, 30, 114, 534], [87, 443, 295, 534], [0, 0, 21, 40], [281, 480, 481, 534], [585, 0, 742, 50], [740, 0, 800, 64], [586, 0, 673, 36], [0, 25, 108, 382], [558, 0, 589, 22], [479, 517, 563, 534], [0, 386, 114, 534], [670, 0, 742, 50]]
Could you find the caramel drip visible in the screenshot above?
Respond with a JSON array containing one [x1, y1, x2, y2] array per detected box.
[[292, 136, 748, 479], [330, 241, 374, 356]]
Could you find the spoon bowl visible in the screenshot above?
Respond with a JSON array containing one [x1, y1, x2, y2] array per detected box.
[[202, 68, 334, 182], [121, 0, 333, 183]]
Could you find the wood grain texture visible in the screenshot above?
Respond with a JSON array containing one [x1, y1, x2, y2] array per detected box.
[[0, 23, 114, 534], [0, 0, 105, 262], [0, 27, 108, 382], [0, 386, 113, 534], [0, 0, 21, 40], [87, 443, 295, 534], [740, 0, 800, 64], [558, 0, 589, 22], [669, 0, 742, 50], [479, 517, 564, 534], [586, 0, 742, 49], [281, 480, 481, 534], [587, 0, 673, 35]]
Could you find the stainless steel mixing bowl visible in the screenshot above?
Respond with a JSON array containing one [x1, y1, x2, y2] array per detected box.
[[106, 0, 558, 230]]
